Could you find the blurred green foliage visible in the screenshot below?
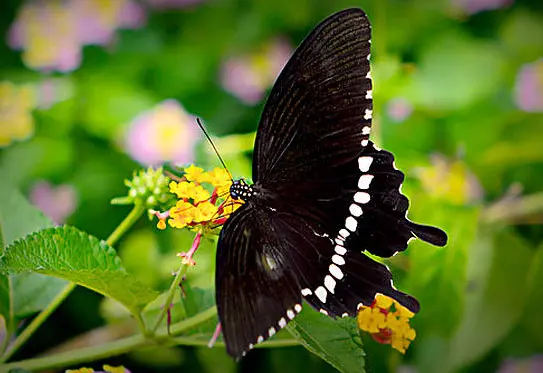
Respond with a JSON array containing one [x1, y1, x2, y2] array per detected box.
[[1, 0, 542, 372]]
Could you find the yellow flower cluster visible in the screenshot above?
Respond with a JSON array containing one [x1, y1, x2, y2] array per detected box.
[[357, 294, 417, 354], [162, 165, 241, 230], [0, 81, 35, 147], [66, 365, 129, 373]]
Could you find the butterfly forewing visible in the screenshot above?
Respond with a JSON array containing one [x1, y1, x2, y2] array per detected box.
[[254, 8, 371, 188]]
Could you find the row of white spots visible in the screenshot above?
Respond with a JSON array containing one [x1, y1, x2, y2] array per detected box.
[[299, 67, 376, 320], [245, 303, 302, 354]]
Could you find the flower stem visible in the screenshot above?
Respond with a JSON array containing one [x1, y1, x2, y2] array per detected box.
[[0, 307, 217, 372], [0, 283, 76, 363], [0, 204, 146, 364], [151, 231, 202, 333], [106, 203, 146, 246]]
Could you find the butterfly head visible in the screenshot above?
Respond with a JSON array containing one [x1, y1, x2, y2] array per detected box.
[[230, 179, 254, 202]]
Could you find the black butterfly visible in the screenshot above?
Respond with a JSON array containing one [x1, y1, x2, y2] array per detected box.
[[216, 8, 447, 359]]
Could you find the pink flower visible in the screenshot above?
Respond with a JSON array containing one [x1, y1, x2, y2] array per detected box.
[[8, 1, 81, 73], [220, 38, 293, 105], [7, 0, 146, 73], [386, 97, 413, 123], [125, 100, 200, 166], [452, 0, 514, 14], [29, 181, 78, 224], [514, 58, 543, 112], [72, 0, 146, 46]]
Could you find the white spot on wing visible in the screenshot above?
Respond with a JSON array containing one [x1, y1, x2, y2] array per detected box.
[[364, 109, 372, 120], [329, 264, 344, 279], [320, 309, 329, 315], [361, 139, 369, 147], [358, 174, 374, 190], [339, 229, 350, 238], [287, 309, 295, 319], [315, 286, 327, 303], [365, 90, 373, 99], [269, 327, 276, 336], [324, 275, 336, 293], [358, 156, 373, 172], [345, 216, 357, 232], [279, 317, 287, 328], [301, 288, 312, 296], [257, 336, 264, 343], [342, 312, 349, 318], [362, 126, 371, 135], [332, 254, 346, 266], [295, 304, 302, 313], [349, 203, 363, 217], [354, 192, 371, 204], [335, 245, 347, 255]]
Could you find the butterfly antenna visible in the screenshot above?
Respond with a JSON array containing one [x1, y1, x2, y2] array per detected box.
[[196, 117, 233, 181]]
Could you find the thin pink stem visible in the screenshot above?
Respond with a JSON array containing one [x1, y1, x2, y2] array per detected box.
[[208, 322, 222, 348]]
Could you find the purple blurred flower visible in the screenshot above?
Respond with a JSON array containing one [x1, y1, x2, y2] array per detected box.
[[146, 0, 206, 9], [29, 181, 78, 224], [386, 97, 413, 122], [515, 58, 543, 112], [452, 0, 513, 14], [7, 0, 146, 73], [125, 100, 200, 166], [220, 38, 293, 105], [496, 355, 543, 373]]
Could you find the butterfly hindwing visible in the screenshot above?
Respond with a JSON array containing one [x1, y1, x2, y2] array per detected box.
[[215, 205, 303, 359]]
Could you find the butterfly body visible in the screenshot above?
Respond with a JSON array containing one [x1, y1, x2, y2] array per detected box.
[[216, 8, 448, 359]]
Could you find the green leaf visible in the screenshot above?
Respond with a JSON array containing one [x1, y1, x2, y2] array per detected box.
[[0, 226, 159, 315], [0, 183, 68, 330], [0, 183, 52, 248], [448, 229, 534, 370], [513, 243, 543, 350], [287, 307, 365, 373], [11, 273, 67, 318]]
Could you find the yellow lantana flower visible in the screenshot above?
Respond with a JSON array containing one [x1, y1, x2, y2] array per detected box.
[[153, 165, 242, 231], [184, 165, 206, 182], [357, 294, 417, 354]]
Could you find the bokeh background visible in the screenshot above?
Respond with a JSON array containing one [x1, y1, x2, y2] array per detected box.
[[1, 0, 542, 372]]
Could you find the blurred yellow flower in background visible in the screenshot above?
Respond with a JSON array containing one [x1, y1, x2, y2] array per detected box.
[[0, 81, 35, 147], [415, 154, 483, 205]]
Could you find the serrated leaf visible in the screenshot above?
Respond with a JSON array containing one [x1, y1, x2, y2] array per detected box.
[[287, 307, 365, 373], [0, 183, 68, 332], [448, 229, 534, 370], [0, 226, 159, 315]]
